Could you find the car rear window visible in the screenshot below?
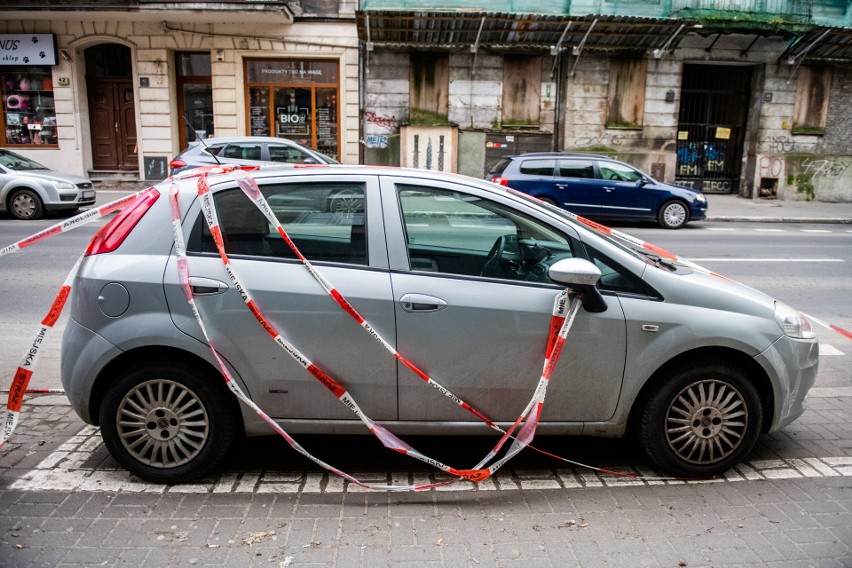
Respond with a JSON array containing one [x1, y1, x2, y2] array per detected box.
[[557, 159, 595, 178], [488, 158, 511, 176], [519, 159, 555, 176]]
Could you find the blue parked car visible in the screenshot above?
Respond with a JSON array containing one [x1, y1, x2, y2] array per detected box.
[[489, 153, 707, 229]]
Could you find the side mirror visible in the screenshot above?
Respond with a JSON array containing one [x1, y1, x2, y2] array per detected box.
[[548, 258, 608, 313], [637, 176, 651, 187], [303, 157, 319, 164]]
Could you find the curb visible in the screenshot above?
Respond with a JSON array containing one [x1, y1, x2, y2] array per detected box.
[[707, 216, 852, 224]]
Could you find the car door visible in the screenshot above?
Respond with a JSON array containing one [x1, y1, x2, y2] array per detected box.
[[379, 175, 628, 425], [553, 158, 604, 216], [164, 173, 398, 421], [595, 160, 656, 220]]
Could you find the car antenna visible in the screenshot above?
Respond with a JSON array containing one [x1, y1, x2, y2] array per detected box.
[[182, 115, 221, 165]]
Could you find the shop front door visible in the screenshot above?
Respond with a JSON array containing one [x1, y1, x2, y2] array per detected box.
[[88, 80, 137, 170]]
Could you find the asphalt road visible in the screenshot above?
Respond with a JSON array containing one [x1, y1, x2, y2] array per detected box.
[[1, 204, 849, 392]]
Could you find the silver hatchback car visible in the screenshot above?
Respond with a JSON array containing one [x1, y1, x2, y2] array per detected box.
[[61, 166, 818, 483]]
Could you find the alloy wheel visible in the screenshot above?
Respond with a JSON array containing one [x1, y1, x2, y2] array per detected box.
[[664, 379, 748, 465], [115, 379, 210, 469]]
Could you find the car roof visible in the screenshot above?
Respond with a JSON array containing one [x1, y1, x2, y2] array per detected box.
[[508, 152, 610, 159], [170, 164, 506, 195], [191, 136, 304, 145]]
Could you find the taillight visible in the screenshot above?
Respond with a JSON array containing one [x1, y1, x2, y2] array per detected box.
[[85, 189, 160, 256], [169, 159, 186, 169], [491, 176, 509, 186]]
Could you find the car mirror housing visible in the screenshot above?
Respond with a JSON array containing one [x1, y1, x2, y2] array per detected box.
[[548, 258, 607, 313]]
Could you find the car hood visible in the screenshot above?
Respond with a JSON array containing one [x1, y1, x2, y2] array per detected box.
[[658, 180, 703, 196], [12, 169, 92, 185], [644, 260, 777, 319]]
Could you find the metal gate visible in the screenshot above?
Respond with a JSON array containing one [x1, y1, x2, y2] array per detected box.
[[484, 131, 553, 178], [675, 64, 752, 194]]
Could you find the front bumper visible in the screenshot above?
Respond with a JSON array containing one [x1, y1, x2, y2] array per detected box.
[[756, 334, 819, 432]]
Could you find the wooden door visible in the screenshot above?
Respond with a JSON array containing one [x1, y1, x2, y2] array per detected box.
[[88, 80, 137, 170]]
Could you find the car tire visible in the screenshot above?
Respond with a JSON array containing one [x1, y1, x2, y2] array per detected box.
[[9, 188, 44, 220], [99, 360, 237, 483], [637, 359, 762, 478], [537, 196, 558, 207], [657, 200, 689, 229]]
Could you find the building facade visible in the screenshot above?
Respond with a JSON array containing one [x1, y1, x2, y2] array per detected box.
[[357, 0, 852, 201], [0, 0, 359, 185]]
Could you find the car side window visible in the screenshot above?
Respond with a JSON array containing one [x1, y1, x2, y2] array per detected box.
[[557, 159, 595, 179], [519, 159, 556, 176], [269, 144, 313, 164], [222, 144, 262, 161], [598, 161, 643, 182], [397, 185, 574, 283], [188, 183, 367, 265]]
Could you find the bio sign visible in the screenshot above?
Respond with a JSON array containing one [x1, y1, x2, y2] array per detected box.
[[0, 34, 57, 66]]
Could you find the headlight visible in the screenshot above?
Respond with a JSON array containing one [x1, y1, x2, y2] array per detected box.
[[52, 180, 76, 190], [775, 302, 815, 339], [695, 193, 707, 203]]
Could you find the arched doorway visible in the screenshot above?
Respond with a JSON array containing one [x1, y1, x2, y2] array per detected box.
[[85, 44, 138, 171]]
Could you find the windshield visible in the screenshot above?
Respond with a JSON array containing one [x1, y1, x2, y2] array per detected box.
[[0, 149, 48, 171], [507, 188, 655, 263]]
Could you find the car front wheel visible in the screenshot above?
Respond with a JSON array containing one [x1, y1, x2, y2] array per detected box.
[[99, 361, 237, 483], [657, 200, 688, 229], [637, 360, 762, 478], [9, 188, 44, 220]]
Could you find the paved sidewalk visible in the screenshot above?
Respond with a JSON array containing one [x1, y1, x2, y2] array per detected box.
[[705, 194, 852, 224]]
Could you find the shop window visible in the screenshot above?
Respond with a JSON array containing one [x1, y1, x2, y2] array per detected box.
[[502, 55, 541, 127], [2, 67, 57, 146], [792, 66, 831, 135], [409, 53, 449, 124], [244, 59, 340, 161], [606, 58, 647, 129]]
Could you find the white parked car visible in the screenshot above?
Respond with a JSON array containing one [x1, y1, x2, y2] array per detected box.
[[0, 149, 96, 220]]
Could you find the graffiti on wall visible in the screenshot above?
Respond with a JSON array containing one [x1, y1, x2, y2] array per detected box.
[[758, 135, 817, 154], [365, 111, 399, 131], [759, 155, 852, 200]]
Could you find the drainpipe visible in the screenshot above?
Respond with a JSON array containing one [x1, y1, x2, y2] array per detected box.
[[359, 42, 366, 165]]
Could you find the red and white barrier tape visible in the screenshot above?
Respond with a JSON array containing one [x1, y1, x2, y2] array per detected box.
[[190, 175, 582, 487], [3, 169, 849, 485]]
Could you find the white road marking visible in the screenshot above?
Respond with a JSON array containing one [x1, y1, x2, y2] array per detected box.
[[9, 423, 852, 494], [685, 258, 843, 262], [820, 344, 845, 356], [707, 227, 737, 231], [755, 228, 785, 232], [801, 229, 832, 233]]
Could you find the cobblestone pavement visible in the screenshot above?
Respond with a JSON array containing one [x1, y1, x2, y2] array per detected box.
[[1, 392, 851, 568]]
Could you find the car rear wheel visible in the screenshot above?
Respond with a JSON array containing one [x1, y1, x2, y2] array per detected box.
[[657, 200, 688, 229], [99, 361, 237, 483], [537, 196, 558, 207], [637, 360, 762, 478], [9, 188, 44, 220]]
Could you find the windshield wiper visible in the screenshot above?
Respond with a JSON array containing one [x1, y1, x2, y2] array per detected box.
[[637, 251, 678, 271]]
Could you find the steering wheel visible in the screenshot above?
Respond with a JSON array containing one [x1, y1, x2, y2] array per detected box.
[[481, 235, 511, 278]]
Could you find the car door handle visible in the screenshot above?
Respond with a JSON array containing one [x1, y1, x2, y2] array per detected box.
[[603, 186, 615, 191], [188, 277, 229, 295], [399, 293, 447, 313]]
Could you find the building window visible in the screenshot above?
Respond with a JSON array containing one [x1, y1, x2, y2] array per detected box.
[[606, 58, 647, 129], [177, 52, 213, 149], [2, 67, 57, 146], [244, 59, 340, 161], [409, 53, 449, 124], [502, 55, 542, 127], [792, 66, 831, 135]]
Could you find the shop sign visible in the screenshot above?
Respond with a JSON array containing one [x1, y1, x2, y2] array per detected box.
[[0, 34, 57, 66], [246, 60, 338, 85]]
